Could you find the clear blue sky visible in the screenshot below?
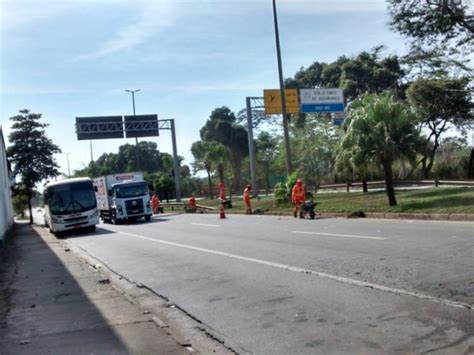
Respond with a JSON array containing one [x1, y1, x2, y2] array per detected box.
[[0, 0, 407, 176]]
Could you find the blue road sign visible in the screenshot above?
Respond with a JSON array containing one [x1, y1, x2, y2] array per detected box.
[[301, 103, 345, 113], [333, 118, 344, 126]]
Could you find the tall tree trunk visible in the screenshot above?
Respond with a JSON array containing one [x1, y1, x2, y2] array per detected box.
[[27, 189, 33, 224], [265, 161, 270, 195], [232, 157, 243, 193], [382, 161, 397, 206], [217, 163, 224, 184], [468, 148, 474, 179], [362, 177, 368, 193], [421, 157, 428, 179], [206, 168, 213, 199]]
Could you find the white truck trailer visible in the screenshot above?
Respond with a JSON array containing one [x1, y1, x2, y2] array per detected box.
[[94, 172, 152, 224]]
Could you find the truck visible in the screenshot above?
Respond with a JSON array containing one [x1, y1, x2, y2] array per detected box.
[[94, 172, 152, 224], [44, 177, 99, 236]]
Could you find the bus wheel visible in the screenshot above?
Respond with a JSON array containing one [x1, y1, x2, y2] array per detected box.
[[145, 215, 151, 222]]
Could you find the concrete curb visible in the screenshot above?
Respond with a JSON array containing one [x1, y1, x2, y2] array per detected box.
[[202, 210, 474, 222]]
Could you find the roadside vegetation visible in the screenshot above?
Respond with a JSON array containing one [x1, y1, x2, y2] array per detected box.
[[198, 187, 474, 215]]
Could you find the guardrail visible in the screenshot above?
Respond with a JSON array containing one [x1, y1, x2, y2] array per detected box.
[[315, 179, 474, 192]]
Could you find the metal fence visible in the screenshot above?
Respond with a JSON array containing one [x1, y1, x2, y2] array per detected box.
[[314, 179, 474, 192]]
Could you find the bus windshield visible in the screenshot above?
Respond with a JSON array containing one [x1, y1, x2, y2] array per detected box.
[[48, 181, 97, 215], [114, 182, 148, 198]]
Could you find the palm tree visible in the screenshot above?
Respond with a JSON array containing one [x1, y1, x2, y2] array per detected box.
[[342, 92, 425, 206], [191, 141, 229, 199]]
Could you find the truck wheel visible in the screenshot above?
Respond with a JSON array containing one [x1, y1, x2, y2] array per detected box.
[[87, 225, 96, 233], [111, 210, 118, 225], [145, 215, 151, 222]]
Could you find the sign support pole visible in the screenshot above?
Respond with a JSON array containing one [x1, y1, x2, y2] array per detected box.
[[170, 119, 182, 202], [272, 0, 292, 177], [246, 97, 258, 198]]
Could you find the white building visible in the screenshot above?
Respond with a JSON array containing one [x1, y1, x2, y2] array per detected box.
[[0, 126, 14, 245]]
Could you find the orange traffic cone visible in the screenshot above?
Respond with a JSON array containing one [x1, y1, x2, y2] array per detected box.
[[220, 204, 226, 219]]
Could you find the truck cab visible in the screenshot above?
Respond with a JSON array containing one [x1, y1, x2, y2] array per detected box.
[[110, 180, 152, 223], [94, 172, 152, 224]]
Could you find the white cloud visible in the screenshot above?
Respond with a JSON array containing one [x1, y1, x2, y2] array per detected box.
[[0, 1, 75, 30], [77, 1, 178, 60], [275, 0, 387, 14]]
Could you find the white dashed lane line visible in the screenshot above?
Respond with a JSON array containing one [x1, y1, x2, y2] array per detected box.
[[110, 229, 471, 311], [190, 223, 220, 228], [292, 231, 386, 240]]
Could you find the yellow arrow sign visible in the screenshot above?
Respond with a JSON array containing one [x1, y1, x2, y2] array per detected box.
[[264, 89, 299, 115]]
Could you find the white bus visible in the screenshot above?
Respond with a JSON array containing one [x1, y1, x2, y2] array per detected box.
[[44, 177, 99, 236]]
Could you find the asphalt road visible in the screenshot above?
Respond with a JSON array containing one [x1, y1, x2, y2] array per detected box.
[[53, 213, 473, 354]]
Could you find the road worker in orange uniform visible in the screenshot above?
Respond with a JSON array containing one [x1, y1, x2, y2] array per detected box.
[[291, 179, 305, 218], [151, 194, 160, 214], [243, 184, 252, 215], [188, 196, 197, 212], [218, 182, 226, 201]]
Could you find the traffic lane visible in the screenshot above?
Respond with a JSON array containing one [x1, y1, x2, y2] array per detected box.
[[98, 215, 474, 304], [64, 226, 474, 355]]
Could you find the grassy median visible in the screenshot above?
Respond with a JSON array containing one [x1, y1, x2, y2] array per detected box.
[[197, 187, 474, 215]]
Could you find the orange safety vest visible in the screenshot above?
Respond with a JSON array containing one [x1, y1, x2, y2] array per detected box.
[[292, 184, 305, 204], [243, 188, 251, 203]]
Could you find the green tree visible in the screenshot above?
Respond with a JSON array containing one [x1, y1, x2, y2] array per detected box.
[[388, 0, 473, 75], [256, 131, 279, 194], [200, 107, 249, 192], [73, 141, 178, 177], [291, 49, 404, 102], [388, 0, 473, 47], [291, 115, 340, 187], [191, 140, 228, 198], [11, 183, 29, 218], [340, 48, 405, 101], [7, 110, 61, 223], [343, 93, 425, 206], [406, 77, 473, 178]]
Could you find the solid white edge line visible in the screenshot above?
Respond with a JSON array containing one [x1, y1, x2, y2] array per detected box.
[[112, 229, 471, 311], [190, 223, 220, 228], [293, 231, 386, 240]]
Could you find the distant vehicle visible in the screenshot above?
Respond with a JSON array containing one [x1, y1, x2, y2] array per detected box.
[[43, 177, 99, 236], [94, 172, 152, 224]]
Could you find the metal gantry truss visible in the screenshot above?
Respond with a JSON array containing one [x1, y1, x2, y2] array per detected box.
[[74, 116, 181, 201]]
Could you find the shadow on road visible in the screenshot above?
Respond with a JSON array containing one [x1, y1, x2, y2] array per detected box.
[[0, 223, 130, 354], [60, 226, 115, 239]]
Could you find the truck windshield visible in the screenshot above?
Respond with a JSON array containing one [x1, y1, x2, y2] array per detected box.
[[114, 183, 148, 198], [48, 181, 97, 215]]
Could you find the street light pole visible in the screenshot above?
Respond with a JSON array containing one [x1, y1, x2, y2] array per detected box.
[[272, 0, 292, 176], [125, 89, 140, 144], [125, 89, 141, 170], [65, 152, 71, 177]]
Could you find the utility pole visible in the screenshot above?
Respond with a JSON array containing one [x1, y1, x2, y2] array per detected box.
[[125, 89, 141, 170], [272, 0, 292, 176]]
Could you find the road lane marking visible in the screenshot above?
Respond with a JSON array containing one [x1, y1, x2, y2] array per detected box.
[[293, 231, 386, 240], [191, 223, 220, 228], [113, 229, 471, 311]]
